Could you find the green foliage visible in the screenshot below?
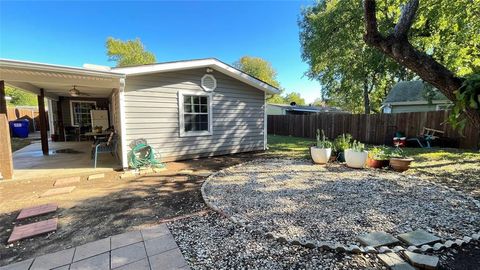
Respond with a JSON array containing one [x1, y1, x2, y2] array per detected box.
[[5, 85, 37, 106], [315, 129, 333, 148], [334, 133, 352, 152], [106, 37, 156, 67], [448, 74, 480, 131], [350, 140, 365, 152], [284, 92, 306, 105], [299, 0, 480, 113], [368, 145, 390, 160], [390, 147, 408, 159]]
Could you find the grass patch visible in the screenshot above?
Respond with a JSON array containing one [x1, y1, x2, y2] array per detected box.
[[266, 135, 312, 159], [10, 138, 31, 152]]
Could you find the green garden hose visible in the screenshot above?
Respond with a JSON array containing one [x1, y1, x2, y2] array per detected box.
[[128, 143, 165, 169]]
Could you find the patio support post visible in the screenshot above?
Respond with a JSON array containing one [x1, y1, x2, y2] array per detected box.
[[38, 88, 49, 155], [118, 78, 128, 169], [0, 80, 7, 114], [0, 114, 13, 180]]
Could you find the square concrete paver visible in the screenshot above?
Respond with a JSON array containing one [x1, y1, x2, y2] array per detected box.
[[149, 248, 188, 270], [40, 186, 75, 197], [114, 258, 150, 270], [0, 258, 33, 270], [111, 242, 147, 269], [8, 218, 58, 243], [30, 248, 74, 270], [404, 251, 439, 269], [17, 203, 58, 220], [70, 252, 110, 270], [357, 231, 400, 247], [73, 237, 111, 262], [378, 253, 415, 270], [141, 224, 169, 241], [54, 176, 81, 186], [398, 229, 441, 246], [111, 231, 144, 249], [145, 234, 178, 256]]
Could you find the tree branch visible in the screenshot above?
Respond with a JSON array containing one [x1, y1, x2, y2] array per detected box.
[[363, 0, 383, 45], [394, 0, 419, 39]]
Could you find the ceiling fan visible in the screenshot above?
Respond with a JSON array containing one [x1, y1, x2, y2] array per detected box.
[[69, 85, 90, 97]]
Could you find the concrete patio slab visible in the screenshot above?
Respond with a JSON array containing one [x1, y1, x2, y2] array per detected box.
[[30, 248, 74, 270], [40, 186, 75, 198], [111, 242, 147, 269], [54, 176, 81, 186], [16, 203, 58, 220], [111, 231, 143, 250], [149, 248, 188, 270], [8, 218, 58, 243], [73, 237, 111, 262], [357, 231, 400, 247], [141, 224, 170, 241], [70, 252, 110, 270], [398, 229, 441, 246], [145, 234, 178, 256]]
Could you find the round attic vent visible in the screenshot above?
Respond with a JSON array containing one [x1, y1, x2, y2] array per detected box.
[[201, 74, 217, 91]]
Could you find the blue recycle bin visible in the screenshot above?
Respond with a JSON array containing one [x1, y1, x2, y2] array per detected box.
[[9, 119, 30, 138]]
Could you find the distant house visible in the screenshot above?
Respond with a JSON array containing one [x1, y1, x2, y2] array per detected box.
[[267, 103, 345, 115], [382, 81, 452, 113]]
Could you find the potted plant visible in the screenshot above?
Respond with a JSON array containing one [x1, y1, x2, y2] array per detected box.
[[310, 129, 332, 164], [345, 140, 368, 169], [334, 133, 353, 162], [367, 146, 390, 168], [389, 147, 414, 172]]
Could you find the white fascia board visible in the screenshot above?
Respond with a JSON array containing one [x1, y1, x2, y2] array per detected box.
[[0, 58, 125, 78], [385, 100, 452, 106], [114, 59, 280, 95]]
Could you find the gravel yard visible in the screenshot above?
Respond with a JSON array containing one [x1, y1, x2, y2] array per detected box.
[[202, 159, 480, 245]]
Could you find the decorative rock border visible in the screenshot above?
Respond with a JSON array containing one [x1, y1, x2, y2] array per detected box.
[[201, 159, 480, 255]]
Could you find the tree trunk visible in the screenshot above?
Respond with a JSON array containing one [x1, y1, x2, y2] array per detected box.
[[363, 78, 371, 114], [363, 0, 480, 128]]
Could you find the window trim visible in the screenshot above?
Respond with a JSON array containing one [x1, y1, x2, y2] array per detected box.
[[178, 90, 213, 137], [69, 100, 96, 126]]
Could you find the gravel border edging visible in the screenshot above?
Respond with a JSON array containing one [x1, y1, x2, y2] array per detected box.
[[200, 158, 480, 255]]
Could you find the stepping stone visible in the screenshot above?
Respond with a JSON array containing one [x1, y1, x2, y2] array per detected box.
[[404, 251, 439, 270], [40, 186, 75, 197], [88, 173, 104, 180], [54, 176, 80, 186], [8, 218, 58, 243], [17, 203, 58, 220], [378, 253, 415, 270], [357, 231, 400, 247], [398, 229, 441, 246]]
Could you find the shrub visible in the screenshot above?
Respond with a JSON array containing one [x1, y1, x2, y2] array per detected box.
[[315, 129, 333, 148]]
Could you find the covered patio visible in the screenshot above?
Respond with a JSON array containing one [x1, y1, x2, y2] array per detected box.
[[0, 59, 128, 180]]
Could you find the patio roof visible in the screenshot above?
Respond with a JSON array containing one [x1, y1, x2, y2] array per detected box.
[[0, 59, 125, 99]]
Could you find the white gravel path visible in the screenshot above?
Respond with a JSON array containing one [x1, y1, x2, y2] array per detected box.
[[202, 159, 480, 245]]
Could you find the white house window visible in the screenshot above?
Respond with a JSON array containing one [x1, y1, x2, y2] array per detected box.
[[179, 91, 212, 137], [70, 100, 96, 126]]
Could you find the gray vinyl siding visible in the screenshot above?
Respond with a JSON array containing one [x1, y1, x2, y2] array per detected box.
[[124, 68, 265, 161], [391, 104, 439, 113]]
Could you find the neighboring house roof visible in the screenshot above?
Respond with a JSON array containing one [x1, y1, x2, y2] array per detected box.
[[111, 58, 280, 95], [268, 103, 345, 113], [383, 80, 450, 105]]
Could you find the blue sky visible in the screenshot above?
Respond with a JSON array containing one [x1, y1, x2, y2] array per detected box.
[[0, 0, 321, 103]]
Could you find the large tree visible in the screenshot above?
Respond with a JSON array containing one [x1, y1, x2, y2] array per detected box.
[[106, 37, 157, 67], [363, 0, 480, 127], [5, 86, 37, 106], [284, 92, 306, 105], [299, 0, 412, 114], [234, 56, 286, 103]]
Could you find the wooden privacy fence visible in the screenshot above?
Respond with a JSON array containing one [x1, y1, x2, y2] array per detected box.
[[267, 111, 479, 149], [6, 107, 43, 132]]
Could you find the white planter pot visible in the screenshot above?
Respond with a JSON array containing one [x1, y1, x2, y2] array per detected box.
[[310, 147, 332, 164], [344, 149, 368, 169]]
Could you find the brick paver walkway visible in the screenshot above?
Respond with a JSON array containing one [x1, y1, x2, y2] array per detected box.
[[0, 224, 190, 270]]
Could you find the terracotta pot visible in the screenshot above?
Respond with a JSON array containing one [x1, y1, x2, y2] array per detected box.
[[344, 149, 368, 169], [389, 158, 414, 172], [310, 147, 332, 164], [367, 158, 389, 168]]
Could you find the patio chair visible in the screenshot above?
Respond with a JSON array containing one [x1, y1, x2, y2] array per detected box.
[[407, 127, 444, 148], [92, 132, 118, 168], [64, 126, 79, 141]]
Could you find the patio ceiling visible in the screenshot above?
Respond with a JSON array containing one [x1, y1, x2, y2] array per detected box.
[[0, 59, 125, 99]]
